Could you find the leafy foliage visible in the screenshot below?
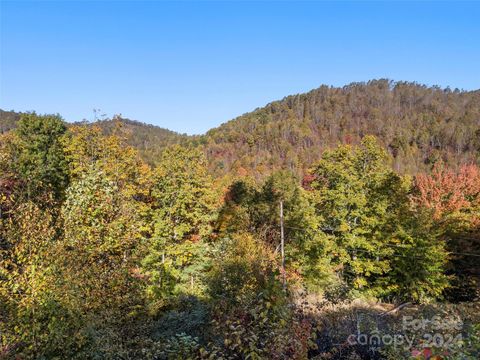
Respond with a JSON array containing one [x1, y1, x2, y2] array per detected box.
[[1, 82, 479, 358], [141, 145, 217, 311], [207, 234, 313, 359], [412, 162, 480, 302], [309, 136, 449, 301], [11, 113, 69, 203], [0, 201, 76, 358], [205, 80, 480, 177]]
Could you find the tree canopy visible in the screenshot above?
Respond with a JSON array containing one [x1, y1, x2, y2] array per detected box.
[[1, 87, 480, 358]]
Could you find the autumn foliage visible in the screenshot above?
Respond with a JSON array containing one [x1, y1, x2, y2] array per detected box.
[[412, 162, 480, 220], [1, 113, 479, 359]]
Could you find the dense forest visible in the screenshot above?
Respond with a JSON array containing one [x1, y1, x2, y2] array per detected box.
[[205, 80, 480, 177], [1, 81, 480, 359], [0, 110, 190, 166], [0, 110, 21, 134], [3, 80, 480, 177]]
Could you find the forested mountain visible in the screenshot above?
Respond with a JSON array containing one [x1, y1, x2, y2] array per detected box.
[[0, 112, 190, 164], [0, 110, 22, 133], [88, 118, 191, 164], [2, 92, 480, 359], [2, 80, 480, 176], [204, 79, 480, 177]]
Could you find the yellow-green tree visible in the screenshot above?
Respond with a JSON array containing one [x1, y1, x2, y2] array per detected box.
[[0, 201, 81, 358], [142, 145, 217, 310], [55, 125, 150, 356], [12, 113, 69, 203], [58, 170, 144, 327], [63, 124, 152, 192], [310, 136, 449, 301]]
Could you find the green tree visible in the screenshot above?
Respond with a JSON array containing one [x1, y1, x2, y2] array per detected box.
[[142, 145, 217, 310], [310, 136, 449, 300], [13, 113, 69, 202], [0, 201, 80, 358], [382, 210, 450, 302], [216, 171, 333, 291], [57, 168, 145, 356]]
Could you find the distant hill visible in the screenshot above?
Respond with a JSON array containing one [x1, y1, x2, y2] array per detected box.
[[0, 111, 190, 164], [203, 79, 480, 177], [0, 109, 22, 133], [89, 118, 191, 164], [2, 79, 480, 176]]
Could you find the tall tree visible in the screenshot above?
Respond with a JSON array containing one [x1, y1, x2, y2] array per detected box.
[[412, 162, 480, 301], [13, 113, 69, 203], [56, 126, 149, 356], [309, 136, 449, 300], [59, 170, 143, 315], [141, 145, 217, 308], [0, 201, 78, 358]]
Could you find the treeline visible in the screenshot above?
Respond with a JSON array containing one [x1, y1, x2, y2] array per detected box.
[[0, 111, 190, 166], [0, 110, 21, 134], [1, 113, 479, 358], [2, 80, 480, 180], [205, 79, 480, 177], [88, 117, 191, 165]]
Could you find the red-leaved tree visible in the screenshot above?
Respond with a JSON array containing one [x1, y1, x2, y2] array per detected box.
[[412, 162, 480, 220]]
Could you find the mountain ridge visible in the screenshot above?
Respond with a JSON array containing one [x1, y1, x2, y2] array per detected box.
[[2, 79, 480, 176], [203, 79, 480, 176]]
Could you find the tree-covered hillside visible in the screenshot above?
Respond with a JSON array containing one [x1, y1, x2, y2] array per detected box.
[[4, 0, 480, 355], [89, 118, 191, 164], [204, 79, 480, 177], [1, 110, 479, 359], [0, 112, 190, 165], [0, 110, 22, 134], [2, 80, 480, 176]]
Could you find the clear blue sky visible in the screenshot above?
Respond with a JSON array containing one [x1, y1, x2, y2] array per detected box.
[[1, 1, 479, 134]]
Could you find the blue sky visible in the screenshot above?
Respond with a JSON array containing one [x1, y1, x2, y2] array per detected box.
[[1, 1, 479, 134]]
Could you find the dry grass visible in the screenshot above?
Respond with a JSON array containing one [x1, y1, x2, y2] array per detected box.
[[291, 289, 480, 359]]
